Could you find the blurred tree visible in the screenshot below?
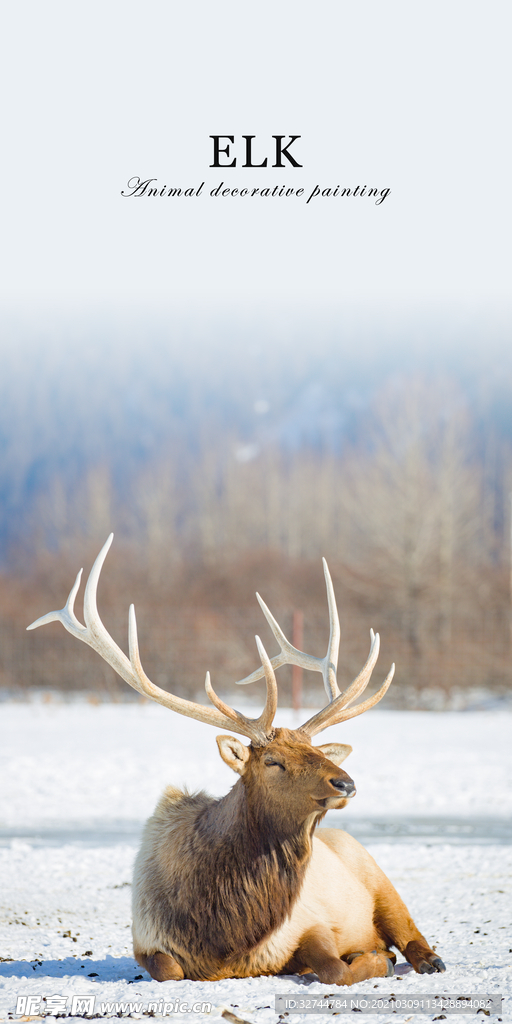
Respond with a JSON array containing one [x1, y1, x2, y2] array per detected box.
[[339, 377, 483, 685]]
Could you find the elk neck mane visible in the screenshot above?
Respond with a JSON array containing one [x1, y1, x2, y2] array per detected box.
[[145, 767, 321, 977]]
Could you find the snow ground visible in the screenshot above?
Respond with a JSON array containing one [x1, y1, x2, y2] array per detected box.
[[1, 702, 511, 1022]]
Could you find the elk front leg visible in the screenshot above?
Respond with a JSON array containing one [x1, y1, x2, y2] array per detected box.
[[317, 831, 446, 976], [283, 927, 394, 986], [373, 883, 446, 975]]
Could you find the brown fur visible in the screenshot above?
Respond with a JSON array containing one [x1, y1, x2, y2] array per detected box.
[[135, 785, 311, 977]]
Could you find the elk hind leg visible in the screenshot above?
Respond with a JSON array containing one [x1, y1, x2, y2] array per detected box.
[[135, 949, 185, 982], [284, 927, 393, 986]]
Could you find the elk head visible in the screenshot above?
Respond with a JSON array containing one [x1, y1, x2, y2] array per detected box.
[[217, 729, 355, 835], [27, 535, 395, 807]]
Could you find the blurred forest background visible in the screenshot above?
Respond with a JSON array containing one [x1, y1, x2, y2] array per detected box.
[[2, 315, 512, 709]]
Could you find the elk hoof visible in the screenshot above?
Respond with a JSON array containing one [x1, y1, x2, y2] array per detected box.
[[345, 951, 364, 964], [404, 941, 445, 976], [385, 958, 395, 977], [394, 961, 414, 976], [431, 957, 446, 973], [417, 950, 446, 974], [419, 954, 446, 974]]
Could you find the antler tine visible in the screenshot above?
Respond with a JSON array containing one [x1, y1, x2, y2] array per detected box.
[[83, 534, 114, 633], [254, 635, 278, 735], [302, 663, 395, 737], [300, 631, 394, 737], [329, 629, 380, 714], [204, 671, 245, 726], [27, 566, 84, 635], [321, 557, 341, 699], [81, 534, 134, 681], [235, 557, 341, 701], [203, 635, 277, 745]]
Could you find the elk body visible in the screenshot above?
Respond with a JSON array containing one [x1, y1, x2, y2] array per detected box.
[[28, 536, 445, 986]]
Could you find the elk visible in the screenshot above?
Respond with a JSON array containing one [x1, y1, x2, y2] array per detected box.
[[28, 535, 445, 986]]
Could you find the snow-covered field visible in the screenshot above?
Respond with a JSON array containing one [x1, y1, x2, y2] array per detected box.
[[1, 702, 511, 1022]]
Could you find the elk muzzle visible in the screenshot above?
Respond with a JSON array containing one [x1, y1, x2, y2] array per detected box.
[[329, 776, 356, 798], [311, 769, 356, 810]]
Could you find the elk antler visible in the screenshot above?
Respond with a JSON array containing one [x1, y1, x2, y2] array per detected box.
[[235, 558, 394, 737], [27, 534, 277, 747]]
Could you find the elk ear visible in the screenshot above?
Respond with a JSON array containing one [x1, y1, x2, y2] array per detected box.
[[316, 742, 352, 765], [216, 735, 251, 775]]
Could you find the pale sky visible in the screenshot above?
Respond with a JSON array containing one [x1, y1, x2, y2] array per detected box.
[[1, 0, 511, 326]]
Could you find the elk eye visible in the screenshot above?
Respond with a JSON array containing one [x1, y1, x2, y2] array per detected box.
[[265, 759, 285, 770]]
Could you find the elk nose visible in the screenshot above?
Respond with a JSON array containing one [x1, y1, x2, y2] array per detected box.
[[330, 778, 356, 797]]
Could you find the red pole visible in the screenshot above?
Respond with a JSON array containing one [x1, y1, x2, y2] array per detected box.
[[292, 609, 304, 711]]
